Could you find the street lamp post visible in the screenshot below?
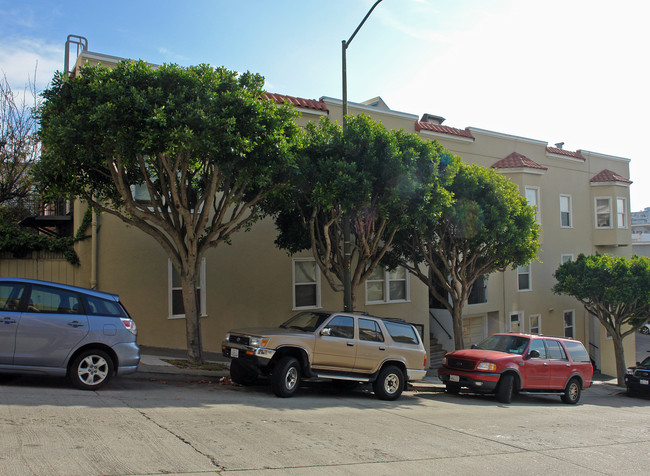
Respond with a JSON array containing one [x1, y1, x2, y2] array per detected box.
[[341, 0, 383, 312]]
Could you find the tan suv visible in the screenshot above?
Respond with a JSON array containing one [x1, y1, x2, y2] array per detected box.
[[221, 311, 427, 400]]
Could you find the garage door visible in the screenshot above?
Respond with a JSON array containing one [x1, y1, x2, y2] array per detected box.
[[462, 316, 486, 347]]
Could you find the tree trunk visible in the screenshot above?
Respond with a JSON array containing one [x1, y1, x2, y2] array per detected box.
[[180, 270, 203, 363], [612, 334, 627, 386], [452, 305, 465, 350]]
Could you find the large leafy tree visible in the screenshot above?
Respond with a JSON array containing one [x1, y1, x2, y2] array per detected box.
[[388, 163, 540, 350], [553, 253, 650, 385], [37, 61, 300, 361], [271, 114, 457, 308]]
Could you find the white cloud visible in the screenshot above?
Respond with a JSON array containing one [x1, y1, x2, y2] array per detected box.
[[0, 38, 63, 92], [380, 0, 650, 208]]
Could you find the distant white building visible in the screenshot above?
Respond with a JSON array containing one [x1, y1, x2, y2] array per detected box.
[[632, 208, 650, 257]]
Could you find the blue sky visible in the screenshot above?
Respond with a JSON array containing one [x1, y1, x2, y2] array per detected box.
[[2, 0, 649, 210]]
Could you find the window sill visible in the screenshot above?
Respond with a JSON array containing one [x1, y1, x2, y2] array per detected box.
[[292, 305, 322, 311], [168, 314, 208, 320], [365, 299, 411, 306]]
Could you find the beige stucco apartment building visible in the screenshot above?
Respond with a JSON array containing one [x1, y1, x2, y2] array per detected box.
[[1, 48, 635, 377]]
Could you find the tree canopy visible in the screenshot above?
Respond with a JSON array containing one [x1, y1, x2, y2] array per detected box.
[[269, 114, 457, 307], [388, 163, 540, 349], [553, 253, 650, 384], [37, 60, 301, 361]]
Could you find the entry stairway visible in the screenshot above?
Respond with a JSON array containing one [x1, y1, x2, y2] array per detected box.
[[429, 335, 448, 371]]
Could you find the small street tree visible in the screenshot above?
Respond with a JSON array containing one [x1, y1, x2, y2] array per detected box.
[[37, 61, 300, 362], [271, 115, 456, 308], [553, 253, 650, 385], [1, 73, 39, 215], [388, 163, 540, 350], [0, 72, 80, 262]]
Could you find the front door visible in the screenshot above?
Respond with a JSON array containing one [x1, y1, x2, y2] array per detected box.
[[522, 338, 550, 388], [462, 316, 486, 347], [13, 284, 89, 368], [312, 315, 356, 371], [0, 282, 26, 364]]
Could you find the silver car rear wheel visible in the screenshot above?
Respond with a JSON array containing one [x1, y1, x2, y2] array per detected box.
[[69, 350, 114, 390]]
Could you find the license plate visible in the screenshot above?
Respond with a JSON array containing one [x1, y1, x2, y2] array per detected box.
[[641, 379, 649, 386], [231, 348, 239, 358], [450, 374, 460, 382]]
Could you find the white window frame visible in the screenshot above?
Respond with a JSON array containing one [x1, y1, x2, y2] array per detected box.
[[563, 309, 575, 338], [509, 311, 523, 332], [292, 258, 321, 310], [517, 264, 532, 292], [560, 194, 573, 228], [560, 254, 574, 265], [168, 258, 207, 319], [595, 197, 613, 229], [529, 314, 541, 334], [616, 197, 627, 229], [365, 267, 410, 305], [525, 186, 541, 224]]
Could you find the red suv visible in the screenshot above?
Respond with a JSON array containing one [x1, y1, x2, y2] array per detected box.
[[438, 333, 593, 404]]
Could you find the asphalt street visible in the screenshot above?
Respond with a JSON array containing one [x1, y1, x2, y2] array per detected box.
[[1, 352, 649, 476]]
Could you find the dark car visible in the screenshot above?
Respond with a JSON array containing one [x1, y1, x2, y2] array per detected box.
[[625, 356, 650, 397], [438, 333, 594, 404], [0, 277, 140, 389]]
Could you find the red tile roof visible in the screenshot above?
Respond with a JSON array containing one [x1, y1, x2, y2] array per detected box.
[[545, 146, 585, 161], [590, 169, 632, 184], [264, 93, 328, 112], [415, 121, 475, 140], [491, 152, 548, 171]]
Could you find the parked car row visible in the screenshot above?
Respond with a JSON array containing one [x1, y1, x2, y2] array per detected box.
[[2, 277, 647, 402]]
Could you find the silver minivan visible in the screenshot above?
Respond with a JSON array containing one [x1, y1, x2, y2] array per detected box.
[[0, 277, 140, 389]]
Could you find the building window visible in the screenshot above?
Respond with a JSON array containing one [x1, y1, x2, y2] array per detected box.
[[169, 258, 206, 319], [517, 264, 531, 291], [509, 311, 523, 332], [366, 267, 409, 304], [560, 194, 572, 228], [561, 254, 573, 265], [130, 183, 151, 202], [529, 314, 541, 334], [525, 187, 540, 223], [617, 197, 627, 228], [293, 258, 321, 309], [468, 275, 487, 304], [564, 310, 575, 338], [595, 197, 612, 229]]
